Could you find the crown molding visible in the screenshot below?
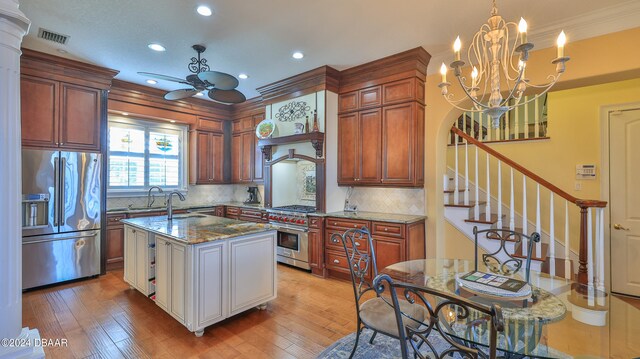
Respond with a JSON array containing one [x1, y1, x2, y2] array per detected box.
[[256, 66, 340, 104], [428, 0, 640, 75]]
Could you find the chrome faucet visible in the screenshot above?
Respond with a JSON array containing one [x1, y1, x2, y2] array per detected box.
[[166, 191, 186, 220], [147, 186, 164, 208]]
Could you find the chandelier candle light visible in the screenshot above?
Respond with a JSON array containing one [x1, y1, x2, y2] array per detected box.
[[439, 0, 570, 128]]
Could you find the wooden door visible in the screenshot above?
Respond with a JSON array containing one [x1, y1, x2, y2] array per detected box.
[[381, 103, 414, 185], [338, 113, 359, 184], [21, 76, 59, 148], [210, 133, 224, 183], [240, 132, 254, 182], [169, 242, 187, 323], [611, 108, 640, 296], [155, 236, 170, 311], [59, 83, 102, 151], [231, 134, 241, 183], [253, 113, 264, 182], [106, 226, 124, 268], [358, 108, 382, 184], [195, 132, 211, 183], [374, 237, 405, 271]]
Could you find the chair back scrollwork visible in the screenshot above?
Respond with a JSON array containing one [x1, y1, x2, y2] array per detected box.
[[473, 226, 541, 283], [374, 274, 504, 359], [331, 227, 378, 311]]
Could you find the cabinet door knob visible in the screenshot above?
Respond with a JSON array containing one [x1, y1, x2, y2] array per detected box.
[[384, 228, 388, 231], [334, 222, 337, 225], [353, 224, 357, 228], [333, 259, 340, 264], [331, 238, 339, 243], [355, 242, 361, 247]]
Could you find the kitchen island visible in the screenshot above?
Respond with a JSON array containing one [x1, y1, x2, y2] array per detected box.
[[121, 214, 277, 336]]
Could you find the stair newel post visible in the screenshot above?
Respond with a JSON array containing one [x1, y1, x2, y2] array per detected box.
[[535, 184, 542, 256], [587, 207, 594, 292], [474, 145, 480, 220], [497, 161, 503, 229], [549, 192, 555, 277], [485, 153, 491, 221], [464, 142, 470, 205], [454, 133, 459, 204], [594, 207, 601, 292], [565, 201, 571, 280], [577, 204, 589, 286], [509, 168, 515, 231]]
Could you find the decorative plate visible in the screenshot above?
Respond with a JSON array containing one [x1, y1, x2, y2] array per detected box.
[[256, 119, 276, 139]]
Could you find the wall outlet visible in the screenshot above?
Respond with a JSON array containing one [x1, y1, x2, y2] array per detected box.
[[574, 181, 582, 191]]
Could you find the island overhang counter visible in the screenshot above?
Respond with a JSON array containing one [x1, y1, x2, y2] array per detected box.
[[121, 214, 277, 337]]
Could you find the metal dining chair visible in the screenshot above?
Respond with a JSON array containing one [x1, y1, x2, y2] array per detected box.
[[373, 273, 505, 359], [473, 226, 541, 283], [332, 227, 428, 359]]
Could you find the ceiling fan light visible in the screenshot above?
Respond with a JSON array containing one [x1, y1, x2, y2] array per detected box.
[[146, 79, 157, 85], [148, 43, 166, 52], [196, 5, 212, 16], [195, 92, 204, 96]]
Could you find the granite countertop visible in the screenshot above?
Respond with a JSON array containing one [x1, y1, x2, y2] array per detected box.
[[315, 211, 426, 224], [107, 202, 265, 214], [121, 214, 274, 244]]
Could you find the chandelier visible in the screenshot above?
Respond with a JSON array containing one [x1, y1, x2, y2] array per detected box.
[[438, 0, 570, 128]]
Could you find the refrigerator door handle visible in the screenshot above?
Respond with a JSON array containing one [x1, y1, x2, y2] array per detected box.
[[60, 157, 66, 226], [53, 157, 59, 227], [23, 231, 99, 244]]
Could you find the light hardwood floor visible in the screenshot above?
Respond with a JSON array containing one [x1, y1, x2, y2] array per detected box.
[[22, 265, 640, 358]]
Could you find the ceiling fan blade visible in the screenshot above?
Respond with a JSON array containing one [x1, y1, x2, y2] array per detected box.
[[197, 71, 239, 90], [138, 72, 189, 84], [164, 88, 199, 100], [208, 89, 246, 104]]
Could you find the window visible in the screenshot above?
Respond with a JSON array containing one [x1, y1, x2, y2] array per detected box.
[[108, 116, 187, 194]]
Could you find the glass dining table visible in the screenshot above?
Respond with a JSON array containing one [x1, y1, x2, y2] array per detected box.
[[381, 258, 639, 359]]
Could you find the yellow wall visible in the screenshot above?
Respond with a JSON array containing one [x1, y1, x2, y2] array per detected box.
[[445, 78, 640, 252], [426, 27, 640, 257]]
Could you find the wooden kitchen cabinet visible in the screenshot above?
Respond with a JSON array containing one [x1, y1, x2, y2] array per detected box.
[[337, 79, 424, 187], [190, 130, 225, 184], [231, 112, 264, 184], [323, 217, 425, 280], [106, 213, 126, 270], [308, 215, 325, 277], [21, 75, 103, 151]]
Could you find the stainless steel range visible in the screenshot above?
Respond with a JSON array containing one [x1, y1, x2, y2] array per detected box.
[[267, 205, 316, 270]]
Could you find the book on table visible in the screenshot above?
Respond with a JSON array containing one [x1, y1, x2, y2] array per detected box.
[[456, 271, 532, 300]]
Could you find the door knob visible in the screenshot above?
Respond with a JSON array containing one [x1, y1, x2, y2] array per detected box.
[[613, 224, 630, 231]]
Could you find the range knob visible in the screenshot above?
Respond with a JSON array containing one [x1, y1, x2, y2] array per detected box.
[[278, 216, 284, 221], [297, 219, 305, 224]]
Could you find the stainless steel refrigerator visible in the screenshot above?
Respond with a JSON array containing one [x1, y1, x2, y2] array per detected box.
[[22, 149, 102, 289]]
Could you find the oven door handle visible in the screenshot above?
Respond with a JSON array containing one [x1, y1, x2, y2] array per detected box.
[[271, 224, 308, 233]]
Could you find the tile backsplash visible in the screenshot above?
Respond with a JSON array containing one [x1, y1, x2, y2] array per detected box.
[[107, 185, 264, 209], [345, 187, 425, 215]]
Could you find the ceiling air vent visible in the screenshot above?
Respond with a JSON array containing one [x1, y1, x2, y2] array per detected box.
[[37, 28, 70, 45]]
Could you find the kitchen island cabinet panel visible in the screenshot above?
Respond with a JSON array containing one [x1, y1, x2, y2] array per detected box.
[[169, 241, 187, 323], [229, 235, 277, 315], [155, 236, 170, 312], [194, 242, 227, 328]]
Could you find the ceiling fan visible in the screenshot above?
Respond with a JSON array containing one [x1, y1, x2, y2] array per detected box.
[[138, 44, 246, 103]]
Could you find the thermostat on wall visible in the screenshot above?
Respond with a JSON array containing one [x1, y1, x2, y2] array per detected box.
[[576, 164, 596, 180]]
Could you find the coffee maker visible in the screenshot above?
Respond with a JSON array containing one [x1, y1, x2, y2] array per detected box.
[[244, 186, 260, 204]]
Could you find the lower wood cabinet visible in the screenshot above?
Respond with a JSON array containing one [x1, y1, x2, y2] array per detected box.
[[308, 215, 325, 277], [106, 214, 126, 270], [323, 217, 425, 280]]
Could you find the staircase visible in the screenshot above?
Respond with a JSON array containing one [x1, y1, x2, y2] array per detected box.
[[444, 127, 610, 325]]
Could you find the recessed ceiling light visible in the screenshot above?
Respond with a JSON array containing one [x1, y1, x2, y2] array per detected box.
[[238, 73, 248, 79], [196, 5, 212, 16], [195, 92, 204, 96], [148, 43, 166, 52], [146, 79, 157, 85], [122, 112, 129, 116], [292, 52, 304, 59], [170, 120, 176, 123]]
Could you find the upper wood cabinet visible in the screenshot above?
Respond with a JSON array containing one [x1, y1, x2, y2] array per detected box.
[[338, 102, 423, 187], [231, 112, 265, 184], [21, 75, 103, 151], [190, 130, 225, 185], [338, 78, 424, 114]]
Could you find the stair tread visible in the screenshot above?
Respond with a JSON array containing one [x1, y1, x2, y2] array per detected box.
[[513, 242, 549, 261], [445, 201, 487, 208], [443, 189, 466, 194], [465, 214, 501, 225]]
